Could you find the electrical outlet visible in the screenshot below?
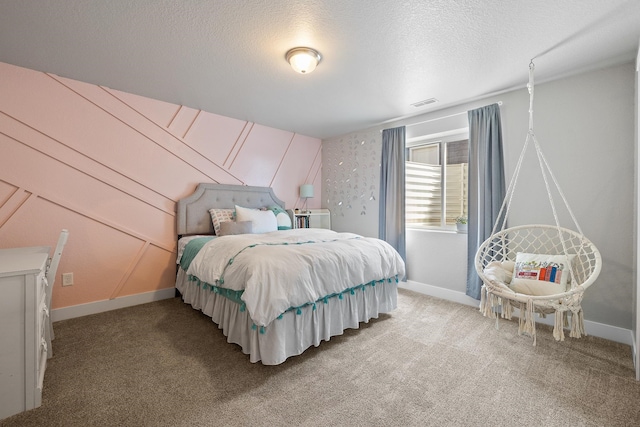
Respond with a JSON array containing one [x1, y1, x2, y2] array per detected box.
[[62, 272, 74, 286]]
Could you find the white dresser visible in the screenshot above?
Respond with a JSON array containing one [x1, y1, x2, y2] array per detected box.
[[0, 249, 50, 420]]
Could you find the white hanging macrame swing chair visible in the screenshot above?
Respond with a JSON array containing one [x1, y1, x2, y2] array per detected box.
[[474, 61, 601, 345]]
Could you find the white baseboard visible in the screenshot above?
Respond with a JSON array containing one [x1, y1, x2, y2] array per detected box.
[[401, 280, 480, 308], [633, 337, 638, 380], [51, 288, 176, 322], [51, 282, 634, 348], [400, 280, 634, 346]]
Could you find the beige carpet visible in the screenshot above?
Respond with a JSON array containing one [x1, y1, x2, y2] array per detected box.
[[2, 288, 639, 427]]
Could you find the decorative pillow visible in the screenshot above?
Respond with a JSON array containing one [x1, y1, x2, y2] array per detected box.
[[267, 205, 292, 230], [209, 208, 235, 235], [235, 205, 278, 234], [509, 253, 575, 296], [483, 261, 512, 285], [218, 220, 253, 236]]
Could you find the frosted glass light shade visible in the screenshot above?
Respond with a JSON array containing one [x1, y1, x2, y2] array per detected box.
[[300, 184, 314, 198], [286, 47, 322, 74]]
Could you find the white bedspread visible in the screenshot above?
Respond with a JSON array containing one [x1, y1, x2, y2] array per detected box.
[[187, 228, 405, 327]]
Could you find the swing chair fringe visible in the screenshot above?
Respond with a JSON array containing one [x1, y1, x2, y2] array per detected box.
[[479, 279, 591, 345]]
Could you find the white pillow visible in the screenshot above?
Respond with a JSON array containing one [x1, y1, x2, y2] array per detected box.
[[501, 261, 515, 279], [235, 205, 278, 234], [509, 253, 575, 296], [483, 261, 511, 284]]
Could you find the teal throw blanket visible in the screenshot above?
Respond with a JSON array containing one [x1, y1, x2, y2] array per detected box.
[[180, 237, 214, 271]]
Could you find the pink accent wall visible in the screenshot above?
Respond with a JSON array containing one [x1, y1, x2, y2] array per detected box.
[[0, 61, 322, 310]]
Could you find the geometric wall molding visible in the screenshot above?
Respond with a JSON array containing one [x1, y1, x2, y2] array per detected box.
[[0, 60, 322, 312]]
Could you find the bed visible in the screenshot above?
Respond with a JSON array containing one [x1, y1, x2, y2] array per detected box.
[[175, 183, 405, 365]]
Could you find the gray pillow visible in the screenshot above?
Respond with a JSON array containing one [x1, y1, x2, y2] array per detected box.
[[218, 220, 253, 236]]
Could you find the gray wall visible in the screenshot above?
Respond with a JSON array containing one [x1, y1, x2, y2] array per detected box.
[[322, 61, 636, 330], [322, 130, 382, 238]]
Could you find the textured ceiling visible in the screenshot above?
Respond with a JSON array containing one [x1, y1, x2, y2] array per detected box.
[[1, 0, 639, 139]]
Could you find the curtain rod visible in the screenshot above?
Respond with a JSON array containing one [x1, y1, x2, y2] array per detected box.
[[405, 101, 502, 129]]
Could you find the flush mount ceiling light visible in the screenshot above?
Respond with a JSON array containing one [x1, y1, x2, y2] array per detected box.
[[285, 47, 322, 74]]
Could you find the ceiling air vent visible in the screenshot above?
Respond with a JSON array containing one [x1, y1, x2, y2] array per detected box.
[[411, 98, 438, 108]]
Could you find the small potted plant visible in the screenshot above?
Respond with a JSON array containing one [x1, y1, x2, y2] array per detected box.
[[455, 216, 468, 232]]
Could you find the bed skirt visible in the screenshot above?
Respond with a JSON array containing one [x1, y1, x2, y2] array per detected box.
[[175, 269, 397, 365]]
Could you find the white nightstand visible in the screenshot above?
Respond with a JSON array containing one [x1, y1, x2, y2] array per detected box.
[[287, 209, 331, 229]]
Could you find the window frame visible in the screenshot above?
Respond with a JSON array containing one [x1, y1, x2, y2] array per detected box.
[[405, 128, 469, 231]]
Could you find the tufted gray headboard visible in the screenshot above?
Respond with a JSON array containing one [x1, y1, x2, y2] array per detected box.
[[176, 183, 285, 236]]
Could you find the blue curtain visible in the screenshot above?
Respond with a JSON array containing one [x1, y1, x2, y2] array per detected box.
[[379, 126, 406, 263], [466, 104, 505, 299]]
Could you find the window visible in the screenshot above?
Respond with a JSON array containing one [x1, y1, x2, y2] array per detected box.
[[406, 135, 468, 229]]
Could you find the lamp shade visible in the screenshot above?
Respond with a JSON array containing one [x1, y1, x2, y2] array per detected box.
[[300, 184, 314, 198]]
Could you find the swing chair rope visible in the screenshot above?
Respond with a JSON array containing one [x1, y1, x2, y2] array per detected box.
[[490, 61, 537, 236], [528, 61, 535, 131], [486, 60, 589, 287], [531, 133, 585, 237], [490, 61, 585, 239], [491, 130, 528, 236], [531, 132, 579, 285]]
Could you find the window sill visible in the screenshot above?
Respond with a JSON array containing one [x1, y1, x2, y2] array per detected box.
[[406, 226, 465, 234]]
